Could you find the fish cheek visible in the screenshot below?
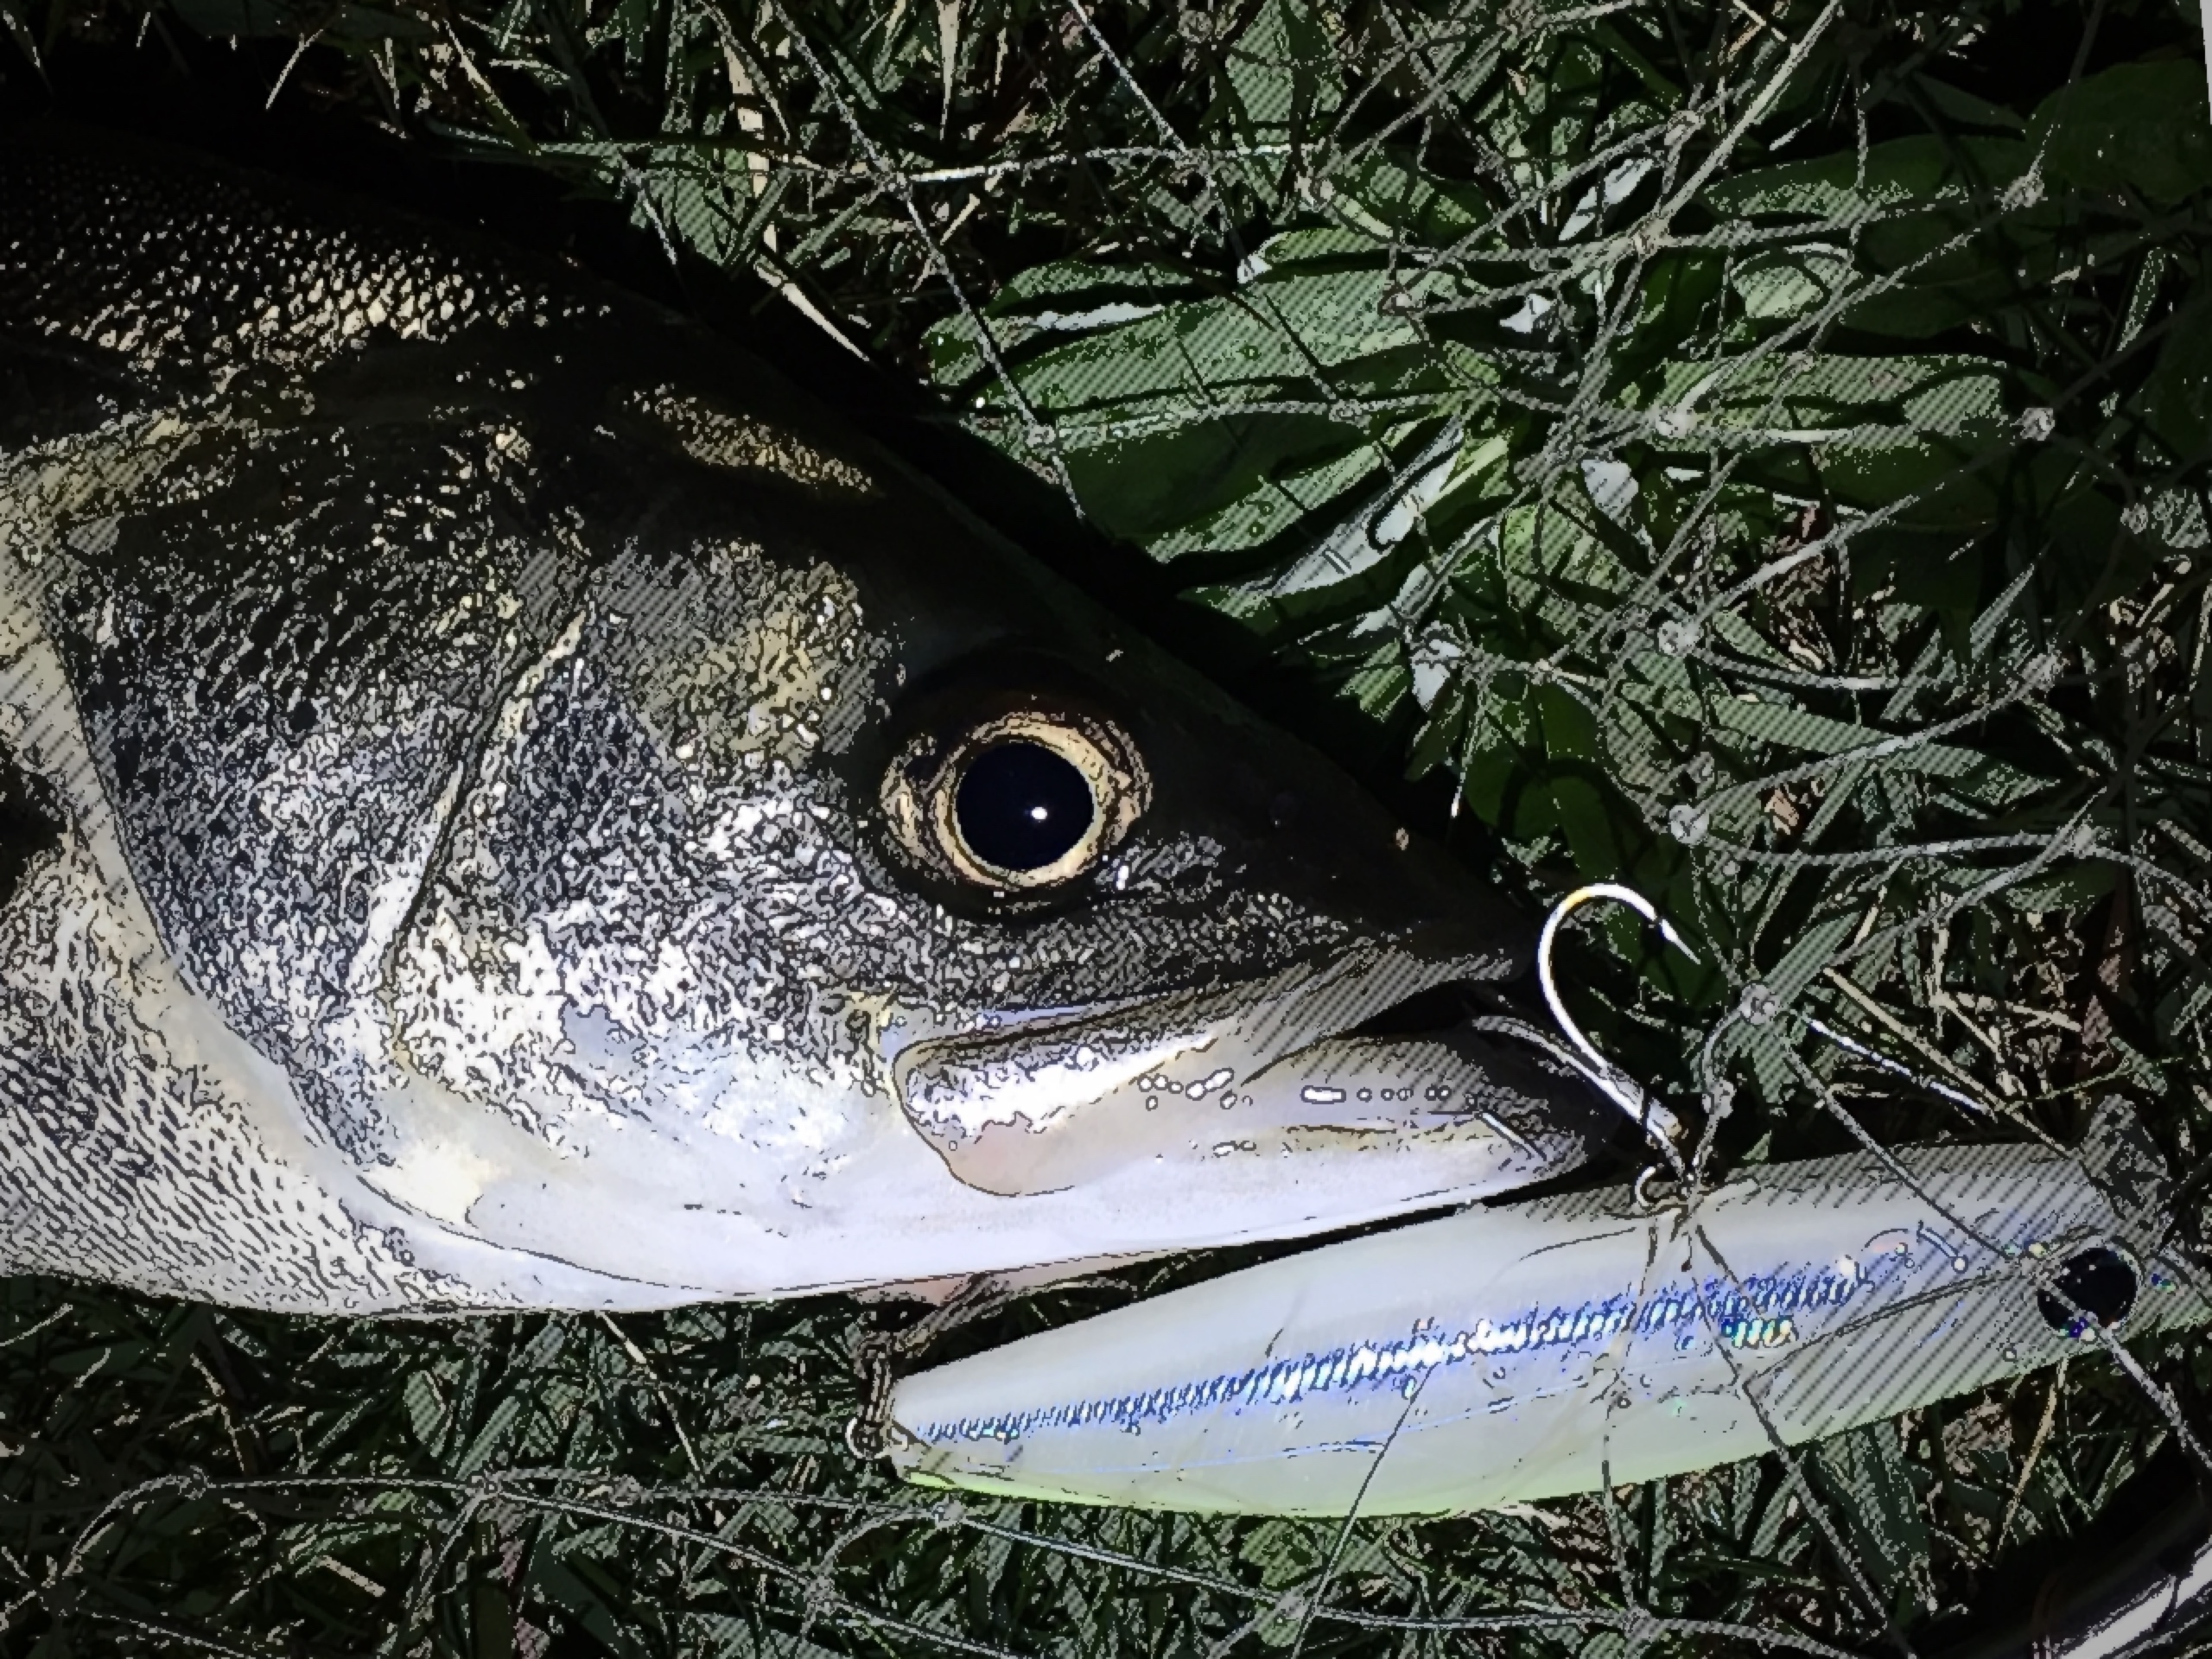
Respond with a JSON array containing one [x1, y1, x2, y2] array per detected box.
[[592, 537, 888, 775]]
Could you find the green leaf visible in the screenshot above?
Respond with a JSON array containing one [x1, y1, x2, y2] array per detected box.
[[1548, 771, 1631, 880], [403, 1371, 449, 1454], [1201, 419, 1465, 601], [1063, 412, 1371, 550], [2031, 60, 2212, 207], [1709, 696, 2046, 807], [1328, 150, 1491, 242], [1223, 0, 1346, 159], [1730, 245, 1853, 322], [1908, 75, 2028, 134], [2144, 287, 2212, 464], [1700, 136, 2033, 223], [1634, 353, 2012, 443], [1762, 911, 1859, 1006], [1807, 1419, 1932, 1612], [1609, 247, 1728, 385]]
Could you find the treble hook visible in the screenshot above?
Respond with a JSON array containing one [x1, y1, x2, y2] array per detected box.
[[1535, 883, 1698, 1159]]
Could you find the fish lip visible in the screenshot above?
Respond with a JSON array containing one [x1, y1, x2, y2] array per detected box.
[[1338, 974, 1501, 1040], [892, 925, 1507, 1096], [887, 925, 1554, 1196]]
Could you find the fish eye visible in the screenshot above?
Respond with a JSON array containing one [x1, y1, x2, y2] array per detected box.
[[956, 741, 1094, 874], [882, 708, 1148, 893]]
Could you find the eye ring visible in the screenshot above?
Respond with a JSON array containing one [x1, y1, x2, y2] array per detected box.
[[881, 708, 1148, 893]]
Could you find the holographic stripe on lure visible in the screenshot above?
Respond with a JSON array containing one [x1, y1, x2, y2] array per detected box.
[[919, 1263, 1871, 1447], [887, 1101, 2209, 1516]]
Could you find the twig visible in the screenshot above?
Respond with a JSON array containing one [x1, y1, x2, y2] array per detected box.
[[1996, 1359, 2066, 1553], [1821, 969, 2003, 1113]]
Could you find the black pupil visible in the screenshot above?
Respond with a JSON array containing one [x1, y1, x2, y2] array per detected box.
[[955, 741, 1096, 874], [2037, 1244, 2138, 1334]]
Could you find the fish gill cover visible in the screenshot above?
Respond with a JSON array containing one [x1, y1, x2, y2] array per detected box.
[[0, 0, 2207, 1654]]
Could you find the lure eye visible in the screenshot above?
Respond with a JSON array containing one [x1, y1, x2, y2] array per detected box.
[[2037, 1244, 2138, 1335], [883, 708, 1147, 894]]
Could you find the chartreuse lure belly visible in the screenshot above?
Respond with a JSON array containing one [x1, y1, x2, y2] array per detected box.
[[888, 1102, 2206, 1516]]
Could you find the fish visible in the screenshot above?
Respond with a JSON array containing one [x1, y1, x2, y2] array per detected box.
[[0, 125, 1618, 1314], [886, 1098, 2211, 1516]]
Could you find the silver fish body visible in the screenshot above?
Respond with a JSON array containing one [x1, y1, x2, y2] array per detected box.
[[887, 1102, 2207, 1516], [0, 130, 1609, 1313]]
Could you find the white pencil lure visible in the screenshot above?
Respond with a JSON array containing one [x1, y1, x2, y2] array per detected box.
[[887, 1096, 2202, 1515]]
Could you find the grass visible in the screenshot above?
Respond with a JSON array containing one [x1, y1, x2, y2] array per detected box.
[[1, 0, 2209, 1652]]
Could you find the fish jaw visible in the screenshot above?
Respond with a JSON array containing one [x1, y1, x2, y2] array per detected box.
[[885, 1103, 2209, 1516], [330, 957, 1607, 1301], [889, 937, 1596, 1198]]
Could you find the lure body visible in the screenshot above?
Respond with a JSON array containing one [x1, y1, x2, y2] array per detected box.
[[0, 129, 1614, 1313], [889, 1103, 2205, 1516]]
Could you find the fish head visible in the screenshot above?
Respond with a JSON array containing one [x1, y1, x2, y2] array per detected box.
[[365, 365, 1616, 1294], [0, 132, 1612, 1306]]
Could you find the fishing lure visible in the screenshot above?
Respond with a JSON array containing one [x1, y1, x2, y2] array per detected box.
[[885, 885, 2209, 1517], [887, 1094, 2204, 1516]]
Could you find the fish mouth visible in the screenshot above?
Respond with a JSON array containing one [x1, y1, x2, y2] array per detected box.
[[890, 931, 1605, 1201]]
